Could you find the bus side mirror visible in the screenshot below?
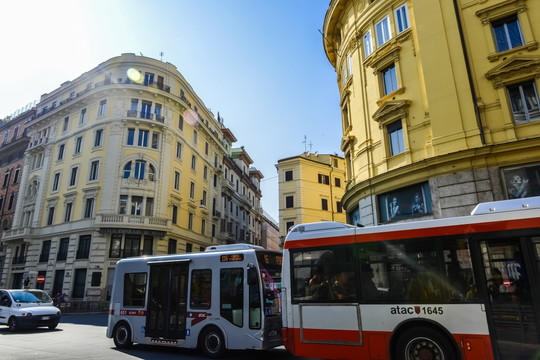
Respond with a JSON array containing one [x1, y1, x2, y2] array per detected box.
[[247, 265, 258, 285]]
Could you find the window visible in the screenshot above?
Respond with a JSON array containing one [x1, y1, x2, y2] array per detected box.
[[286, 221, 294, 232], [89, 160, 99, 181], [69, 167, 78, 187], [172, 205, 178, 224], [286, 195, 294, 208], [191, 155, 196, 171], [186, 243, 193, 253], [134, 160, 146, 180], [131, 196, 142, 215], [57, 238, 69, 261], [220, 268, 243, 327], [145, 198, 154, 216], [127, 128, 135, 145], [193, 130, 198, 144], [39, 240, 51, 263], [205, 142, 209, 155], [144, 72, 154, 86], [94, 129, 103, 147], [138, 130, 149, 147], [191, 269, 212, 309], [13, 168, 19, 184], [176, 142, 182, 159], [124, 235, 140, 257], [190, 181, 195, 199], [285, 170, 293, 181], [382, 64, 398, 95], [322, 199, 328, 211], [119, 195, 128, 214], [375, 16, 391, 47], [347, 54, 353, 78], [188, 212, 194, 230], [203, 165, 208, 180], [151, 132, 159, 149], [507, 81, 540, 124], [388, 120, 405, 156], [168, 239, 177, 254], [63, 117, 69, 132], [76, 235, 91, 259], [492, 15, 523, 52], [91, 272, 101, 287], [64, 202, 73, 222], [337, 201, 343, 213], [148, 164, 155, 181], [7, 193, 14, 210], [57, 144, 65, 161], [84, 198, 94, 218], [123, 162, 132, 178], [123, 273, 147, 307], [98, 100, 107, 117], [79, 108, 87, 124], [174, 171, 180, 190], [363, 30, 373, 57], [74, 136, 82, 154], [394, 3, 410, 34], [335, 177, 341, 187], [318, 174, 330, 185], [178, 114, 184, 131], [3, 172, 9, 187], [47, 206, 55, 225]]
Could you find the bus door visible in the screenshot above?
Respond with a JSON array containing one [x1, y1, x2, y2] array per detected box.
[[478, 236, 540, 358], [146, 260, 189, 340]]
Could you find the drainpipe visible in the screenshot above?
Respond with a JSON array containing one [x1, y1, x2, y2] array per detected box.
[[453, 0, 486, 145]]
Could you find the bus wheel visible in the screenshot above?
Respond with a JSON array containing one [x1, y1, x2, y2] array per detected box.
[[395, 326, 456, 360], [199, 326, 226, 358], [113, 322, 133, 349]]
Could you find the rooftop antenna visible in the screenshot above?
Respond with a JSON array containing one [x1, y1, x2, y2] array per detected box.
[[160, 52, 164, 61], [303, 135, 308, 152]]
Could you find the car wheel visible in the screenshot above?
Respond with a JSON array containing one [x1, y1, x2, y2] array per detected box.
[[199, 326, 226, 358], [48, 323, 58, 330], [113, 322, 133, 349], [8, 317, 18, 332], [395, 326, 456, 360]]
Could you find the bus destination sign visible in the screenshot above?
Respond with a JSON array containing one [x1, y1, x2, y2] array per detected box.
[[220, 254, 244, 262]]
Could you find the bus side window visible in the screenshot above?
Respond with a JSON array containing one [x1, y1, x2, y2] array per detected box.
[[123, 272, 147, 307], [220, 268, 243, 327], [190, 269, 212, 309]]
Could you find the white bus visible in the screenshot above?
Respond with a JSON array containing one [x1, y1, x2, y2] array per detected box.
[[106, 244, 282, 358], [281, 197, 540, 360]]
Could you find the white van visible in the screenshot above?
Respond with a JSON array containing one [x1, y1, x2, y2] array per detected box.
[[0, 289, 61, 331]]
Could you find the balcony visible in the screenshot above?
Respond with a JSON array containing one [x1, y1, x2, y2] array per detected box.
[[95, 214, 170, 235]]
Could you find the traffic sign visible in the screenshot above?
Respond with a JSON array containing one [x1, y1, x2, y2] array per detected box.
[[37, 275, 45, 283]]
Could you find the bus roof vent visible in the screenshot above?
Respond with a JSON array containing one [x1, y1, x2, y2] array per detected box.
[[471, 196, 540, 215], [291, 221, 355, 233], [205, 244, 264, 252]]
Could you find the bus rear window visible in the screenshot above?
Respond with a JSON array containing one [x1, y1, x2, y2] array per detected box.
[[123, 272, 147, 307]]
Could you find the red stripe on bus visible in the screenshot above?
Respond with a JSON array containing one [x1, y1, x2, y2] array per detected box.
[[283, 327, 494, 360], [284, 217, 540, 249]]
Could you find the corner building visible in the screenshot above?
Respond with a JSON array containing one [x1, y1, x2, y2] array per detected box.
[[1, 53, 264, 299], [323, 0, 540, 225]]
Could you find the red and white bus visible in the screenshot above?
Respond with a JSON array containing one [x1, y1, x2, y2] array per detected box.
[[106, 244, 282, 358], [281, 197, 540, 360]]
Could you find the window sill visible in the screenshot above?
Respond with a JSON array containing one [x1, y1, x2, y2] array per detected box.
[[488, 41, 539, 62]]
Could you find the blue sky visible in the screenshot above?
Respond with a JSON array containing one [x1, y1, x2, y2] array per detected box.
[[0, 0, 342, 221]]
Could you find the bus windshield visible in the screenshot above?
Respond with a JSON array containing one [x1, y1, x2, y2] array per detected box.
[[256, 251, 282, 317]]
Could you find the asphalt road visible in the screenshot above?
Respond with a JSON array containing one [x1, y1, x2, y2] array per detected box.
[[0, 313, 317, 360]]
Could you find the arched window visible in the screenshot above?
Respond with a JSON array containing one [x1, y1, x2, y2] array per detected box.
[[123, 162, 132, 179], [148, 164, 156, 181]]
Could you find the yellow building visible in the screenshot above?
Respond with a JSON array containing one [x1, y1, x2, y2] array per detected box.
[[323, 0, 540, 225], [1, 54, 264, 298], [276, 153, 346, 240]]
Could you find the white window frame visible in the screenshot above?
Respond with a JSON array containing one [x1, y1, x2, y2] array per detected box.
[[375, 16, 391, 47], [394, 3, 410, 34], [364, 30, 373, 57]]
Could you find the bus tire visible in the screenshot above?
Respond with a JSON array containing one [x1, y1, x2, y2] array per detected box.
[[113, 322, 133, 349], [395, 326, 457, 360], [199, 326, 226, 358]]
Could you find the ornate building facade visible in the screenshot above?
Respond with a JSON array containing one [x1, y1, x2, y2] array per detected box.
[[323, 0, 540, 225], [1, 54, 265, 299]]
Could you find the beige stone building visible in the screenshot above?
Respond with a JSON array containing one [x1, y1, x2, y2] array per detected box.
[[323, 0, 540, 226], [1, 54, 266, 299], [276, 153, 346, 241]]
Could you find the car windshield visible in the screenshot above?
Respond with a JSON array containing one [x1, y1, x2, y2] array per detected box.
[[10, 290, 52, 304]]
